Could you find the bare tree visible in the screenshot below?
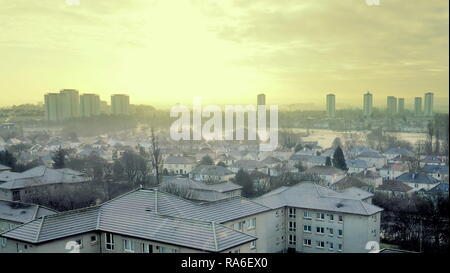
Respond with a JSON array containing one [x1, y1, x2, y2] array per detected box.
[[150, 128, 164, 185], [159, 182, 198, 200]]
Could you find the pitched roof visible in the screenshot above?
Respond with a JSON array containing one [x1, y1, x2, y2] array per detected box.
[[164, 156, 196, 164], [357, 151, 385, 158], [255, 182, 382, 216], [396, 172, 439, 184], [0, 166, 90, 190], [230, 160, 266, 170], [0, 164, 11, 172], [376, 181, 413, 192], [0, 200, 57, 224], [384, 148, 415, 157], [1, 189, 258, 252], [346, 160, 369, 169], [305, 166, 346, 176]]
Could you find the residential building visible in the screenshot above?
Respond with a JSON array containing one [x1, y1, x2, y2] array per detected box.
[[414, 97, 422, 116], [395, 172, 440, 191], [163, 156, 196, 175], [363, 92, 373, 117], [80, 94, 101, 117], [0, 166, 91, 201], [424, 92, 433, 117], [189, 165, 235, 183], [386, 96, 397, 114], [257, 94, 266, 106], [398, 98, 405, 114], [44, 93, 62, 121], [111, 94, 130, 115], [305, 166, 346, 185], [59, 89, 80, 119], [0, 189, 268, 253], [375, 180, 414, 197], [255, 182, 382, 253], [326, 94, 336, 118], [356, 151, 387, 169]]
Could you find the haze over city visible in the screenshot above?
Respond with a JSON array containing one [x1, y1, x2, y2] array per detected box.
[[0, 0, 448, 110]]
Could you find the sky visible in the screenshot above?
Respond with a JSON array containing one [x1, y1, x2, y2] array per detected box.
[[0, 0, 448, 111]]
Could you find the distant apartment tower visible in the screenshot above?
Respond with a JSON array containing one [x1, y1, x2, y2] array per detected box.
[[59, 89, 80, 119], [424, 92, 434, 117], [326, 94, 336, 118], [398, 98, 405, 114], [100, 100, 110, 114], [257, 94, 266, 106], [44, 93, 62, 121], [363, 92, 373, 117], [414, 97, 422, 116], [80, 94, 101, 117], [386, 96, 397, 114], [111, 94, 130, 115]]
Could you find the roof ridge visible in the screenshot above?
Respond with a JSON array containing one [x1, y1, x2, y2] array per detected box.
[[211, 221, 219, 252], [35, 215, 45, 242]]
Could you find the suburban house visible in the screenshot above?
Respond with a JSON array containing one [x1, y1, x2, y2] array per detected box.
[[356, 151, 387, 169], [159, 176, 242, 202], [395, 172, 440, 191], [375, 180, 414, 197], [305, 166, 346, 186], [189, 165, 235, 183], [383, 147, 415, 161], [420, 156, 446, 167], [288, 154, 327, 169], [254, 182, 383, 253], [163, 156, 196, 175], [0, 188, 273, 253], [422, 164, 449, 182], [379, 163, 410, 181], [331, 176, 372, 192], [346, 160, 373, 174], [229, 160, 268, 175], [0, 166, 91, 201]]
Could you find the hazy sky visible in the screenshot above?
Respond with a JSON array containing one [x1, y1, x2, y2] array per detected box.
[[0, 0, 448, 110]]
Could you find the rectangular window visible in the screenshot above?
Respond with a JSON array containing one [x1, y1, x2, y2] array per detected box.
[[338, 215, 343, 222], [247, 218, 256, 230], [90, 235, 97, 244], [329, 214, 334, 221], [142, 243, 153, 253], [289, 234, 296, 246], [105, 233, 114, 250], [329, 228, 334, 236], [303, 239, 311, 246], [316, 241, 325, 248], [338, 244, 343, 251], [316, 213, 325, 220], [329, 242, 334, 250], [316, 227, 325, 234], [338, 229, 343, 237], [303, 211, 311, 219], [288, 221, 296, 232], [123, 239, 134, 252], [250, 241, 256, 249], [303, 225, 312, 232], [288, 208, 296, 218], [155, 246, 166, 253]]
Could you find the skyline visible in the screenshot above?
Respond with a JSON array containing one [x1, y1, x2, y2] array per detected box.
[[0, 0, 448, 110]]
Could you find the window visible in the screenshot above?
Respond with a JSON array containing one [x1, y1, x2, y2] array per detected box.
[[12, 191, 20, 201], [247, 218, 256, 230], [373, 215, 377, 222], [316, 241, 325, 248], [316, 227, 325, 234], [303, 239, 311, 246], [235, 221, 245, 230], [90, 235, 97, 244], [338, 244, 343, 251], [288, 221, 296, 232], [338, 215, 343, 222], [105, 233, 114, 250], [316, 213, 325, 220], [250, 241, 256, 249], [275, 210, 279, 217], [155, 246, 166, 253], [303, 225, 312, 232], [329, 214, 334, 221], [288, 234, 296, 246], [338, 229, 343, 237], [0, 238, 6, 247], [288, 208, 296, 218], [329, 228, 334, 236], [123, 239, 134, 252], [142, 243, 153, 253], [329, 242, 334, 250], [303, 211, 311, 219]]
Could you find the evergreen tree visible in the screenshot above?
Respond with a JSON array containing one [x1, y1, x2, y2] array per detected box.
[[0, 150, 17, 170], [325, 156, 332, 167], [332, 146, 347, 170], [234, 169, 255, 197], [52, 146, 67, 169]]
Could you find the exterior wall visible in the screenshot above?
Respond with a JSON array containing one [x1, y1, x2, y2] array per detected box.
[[0, 188, 12, 201], [358, 157, 387, 169], [404, 182, 440, 191], [0, 231, 253, 253], [223, 210, 284, 253], [164, 163, 195, 175]]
